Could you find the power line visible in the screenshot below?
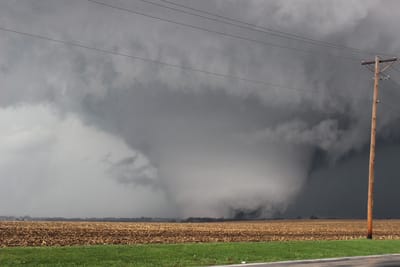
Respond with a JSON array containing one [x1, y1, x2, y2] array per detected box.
[[391, 66, 400, 73], [376, 78, 400, 123], [153, 0, 394, 58], [0, 25, 315, 92], [87, 0, 361, 62], [140, 0, 359, 52], [382, 76, 400, 99], [382, 69, 400, 87]]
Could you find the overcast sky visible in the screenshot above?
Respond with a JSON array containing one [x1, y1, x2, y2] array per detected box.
[[1, 0, 400, 218]]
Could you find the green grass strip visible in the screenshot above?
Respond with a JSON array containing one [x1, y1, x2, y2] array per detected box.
[[1, 239, 400, 267]]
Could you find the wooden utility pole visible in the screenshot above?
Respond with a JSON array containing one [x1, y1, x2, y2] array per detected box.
[[361, 56, 397, 239]]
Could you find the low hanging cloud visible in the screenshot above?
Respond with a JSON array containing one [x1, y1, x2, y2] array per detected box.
[[0, 104, 170, 218], [247, 119, 342, 151], [1, 0, 400, 218]]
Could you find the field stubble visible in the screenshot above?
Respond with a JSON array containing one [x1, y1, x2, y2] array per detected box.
[[1, 220, 400, 247]]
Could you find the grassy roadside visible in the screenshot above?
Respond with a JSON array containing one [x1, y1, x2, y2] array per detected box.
[[1, 239, 400, 267]]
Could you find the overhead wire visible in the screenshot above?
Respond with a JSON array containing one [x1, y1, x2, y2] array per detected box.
[[357, 65, 400, 118], [0, 25, 320, 93], [383, 74, 400, 98], [1, 26, 392, 122], [391, 66, 400, 73], [376, 70, 400, 113], [87, 0, 362, 62], [138, 0, 393, 58], [2, 2, 398, 102]]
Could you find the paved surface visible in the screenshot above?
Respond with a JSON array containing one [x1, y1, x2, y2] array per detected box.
[[214, 254, 400, 267]]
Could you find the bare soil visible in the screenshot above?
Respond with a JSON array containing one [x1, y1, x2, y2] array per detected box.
[[1, 220, 400, 247]]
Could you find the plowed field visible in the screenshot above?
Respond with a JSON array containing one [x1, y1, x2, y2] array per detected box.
[[1, 220, 400, 247]]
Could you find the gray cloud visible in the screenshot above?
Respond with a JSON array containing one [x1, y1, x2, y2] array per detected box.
[[106, 155, 159, 188], [0, 0, 400, 218], [0, 104, 171, 217]]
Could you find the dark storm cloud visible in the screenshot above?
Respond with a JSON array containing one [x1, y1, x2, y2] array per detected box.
[[0, 0, 400, 218], [284, 142, 400, 219]]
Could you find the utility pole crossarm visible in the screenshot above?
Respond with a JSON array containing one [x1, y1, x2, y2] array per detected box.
[[361, 57, 397, 65]]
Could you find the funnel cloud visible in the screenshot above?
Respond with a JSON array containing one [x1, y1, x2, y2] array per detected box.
[[1, 0, 400, 218]]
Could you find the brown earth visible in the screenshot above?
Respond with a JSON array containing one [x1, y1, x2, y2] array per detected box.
[[1, 220, 400, 247]]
